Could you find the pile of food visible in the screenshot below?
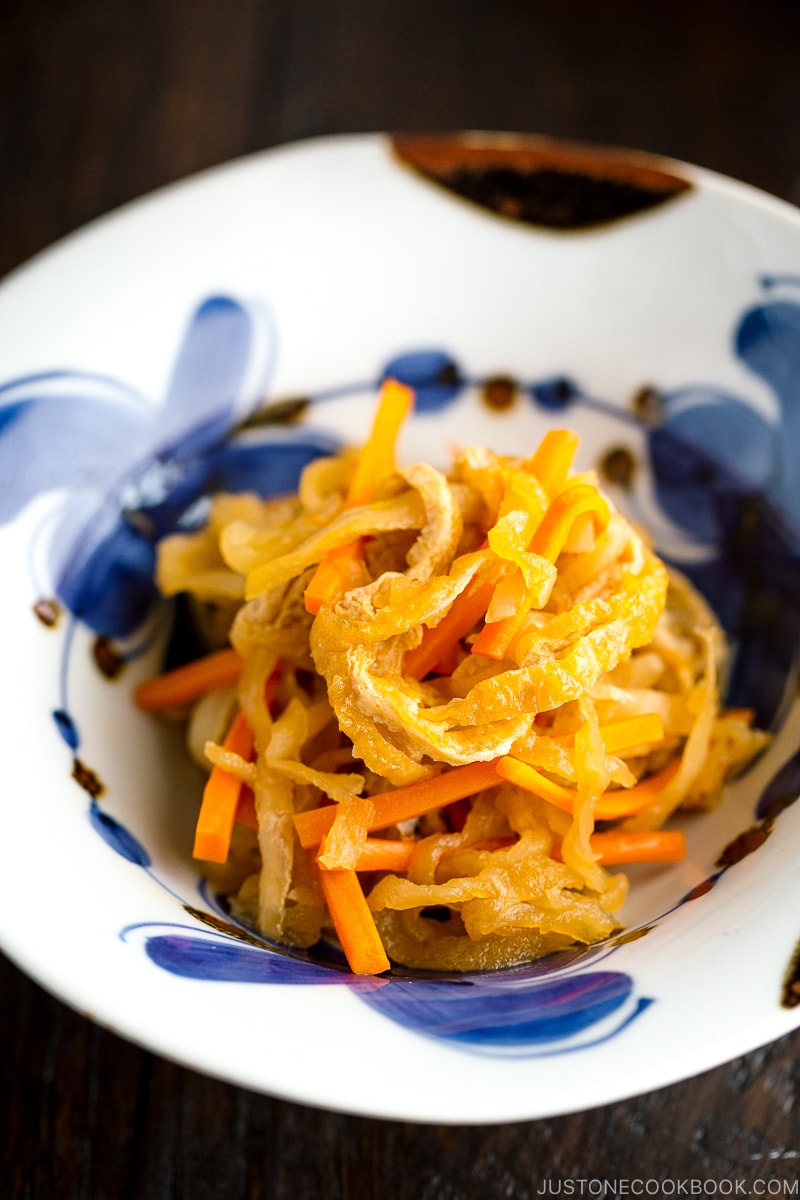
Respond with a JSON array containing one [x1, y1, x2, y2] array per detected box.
[[136, 381, 768, 974]]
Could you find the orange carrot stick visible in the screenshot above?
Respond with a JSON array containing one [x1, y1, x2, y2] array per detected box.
[[544, 714, 665, 756], [495, 756, 680, 820], [303, 540, 367, 614], [305, 378, 414, 614], [346, 378, 414, 505], [294, 758, 502, 849], [317, 868, 391, 975], [524, 428, 580, 495], [403, 572, 499, 679], [582, 829, 686, 864], [441, 830, 686, 866], [135, 648, 243, 711], [404, 433, 581, 677], [353, 838, 416, 873], [472, 483, 611, 660], [528, 483, 611, 562], [595, 714, 664, 754], [193, 711, 254, 862]]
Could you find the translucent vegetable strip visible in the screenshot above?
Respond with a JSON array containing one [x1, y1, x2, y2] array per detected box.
[[235, 785, 257, 830], [305, 378, 414, 613], [317, 796, 375, 870], [294, 759, 502, 849], [193, 711, 254, 862], [135, 648, 243, 711]]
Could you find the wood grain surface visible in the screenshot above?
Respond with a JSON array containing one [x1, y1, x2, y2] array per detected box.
[[1, 2, 799, 1196]]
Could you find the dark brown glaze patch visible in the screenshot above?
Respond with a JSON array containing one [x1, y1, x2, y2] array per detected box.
[[183, 904, 272, 947], [599, 445, 637, 489], [609, 925, 653, 948], [93, 636, 125, 680], [33, 598, 61, 627], [782, 939, 800, 1008], [715, 781, 798, 870], [393, 135, 693, 232], [632, 385, 665, 425], [716, 824, 771, 868], [72, 757, 105, 798], [236, 395, 310, 432], [481, 375, 517, 412], [681, 876, 718, 903]]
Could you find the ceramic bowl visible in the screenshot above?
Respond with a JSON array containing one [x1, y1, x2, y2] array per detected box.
[[0, 133, 798, 1123]]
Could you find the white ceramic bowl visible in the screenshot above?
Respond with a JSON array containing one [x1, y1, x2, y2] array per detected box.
[[0, 133, 799, 1123]]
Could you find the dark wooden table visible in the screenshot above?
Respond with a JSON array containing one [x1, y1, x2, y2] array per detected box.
[[2, 2, 799, 1196]]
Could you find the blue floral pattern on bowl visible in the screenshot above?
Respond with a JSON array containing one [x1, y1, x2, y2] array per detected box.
[[2, 281, 799, 1059]]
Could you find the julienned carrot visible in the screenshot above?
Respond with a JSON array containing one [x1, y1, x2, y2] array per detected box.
[[193, 711, 254, 862], [403, 572, 499, 679], [524, 428, 580, 495], [346, 378, 415, 506], [294, 758, 502, 849], [353, 838, 416, 873], [546, 714, 665, 756], [403, 434, 581, 677], [437, 830, 686, 866], [304, 378, 414, 614], [528, 483, 611, 562], [323, 826, 685, 878], [317, 868, 390, 974], [302, 540, 366, 615], [495, 756, 680, 820], [580, 829, 686, 865], [596, 714, 664, 754], [473, 483, 611, 660], [135, 648, 243, 711]]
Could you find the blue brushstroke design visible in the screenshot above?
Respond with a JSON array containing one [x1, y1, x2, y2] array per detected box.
[[130, 920, 650, 1056], [736, 298, 800, 525], [206, 428, 342, 496], [3, 277, 798, 1061], [357, 970, 636, 1048], [144, 933, 345, 984], [381, 349, 462, 412], [89, 799, 152, 867], [755, 745, 800, 820], [530, 376, 581, 411], [52, 709, 80, 751], [0, 295, 285, 639], [636, 287, 800, 727], [647, 388, 775, 545]]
